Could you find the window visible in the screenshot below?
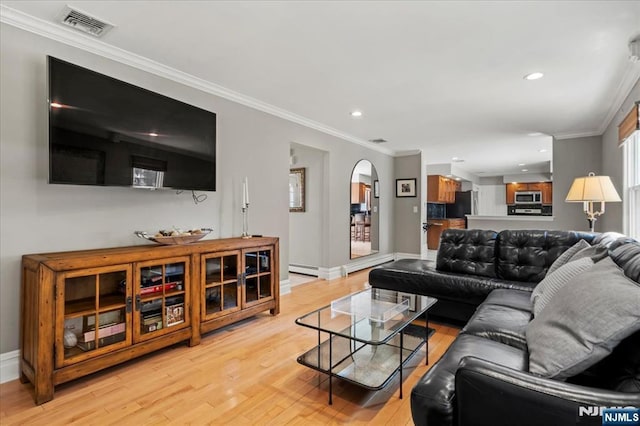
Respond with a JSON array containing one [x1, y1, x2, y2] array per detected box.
[[624, 132, 640, 239]]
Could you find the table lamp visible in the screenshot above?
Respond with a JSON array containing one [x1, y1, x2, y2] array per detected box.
[[565, 172, 621, 232]]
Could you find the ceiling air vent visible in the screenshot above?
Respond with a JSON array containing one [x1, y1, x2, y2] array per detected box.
[[368, 138, 388, 144], [58, 6, 114, 37]]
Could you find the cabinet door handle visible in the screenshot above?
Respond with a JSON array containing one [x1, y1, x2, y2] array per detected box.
[[126, 296, 132, 313], [135, 294, 141, 311]]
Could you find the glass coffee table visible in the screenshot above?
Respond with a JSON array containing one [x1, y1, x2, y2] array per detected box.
[[295, 288, 437, 404]]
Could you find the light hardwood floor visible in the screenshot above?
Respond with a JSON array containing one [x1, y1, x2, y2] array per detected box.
[[0, 269, 459, 425]]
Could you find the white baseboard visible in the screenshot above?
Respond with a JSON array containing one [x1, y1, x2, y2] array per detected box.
[[288, 265, 319, 277], [317, 253, 396, 281], [1, 350, 20, 384], [345, 253, 395, 275], [318, 266, 342, 281], [394, 252, 423, 260], [280, 279, 291, 295]]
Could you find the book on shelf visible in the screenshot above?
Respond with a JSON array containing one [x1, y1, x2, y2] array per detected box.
[[140, 281, 182, 295], [142, 313, 163, 332], [81, 322, 126, 342], [166, 302, 185, 327], [76, 332, 125, 351]]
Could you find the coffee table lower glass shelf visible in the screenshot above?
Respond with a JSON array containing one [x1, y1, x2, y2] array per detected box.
[[295, 288, 437, 404]]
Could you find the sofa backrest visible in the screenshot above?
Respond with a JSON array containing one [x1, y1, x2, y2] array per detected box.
[[436, 229, 498, 278], [495, 230, 596, 283]]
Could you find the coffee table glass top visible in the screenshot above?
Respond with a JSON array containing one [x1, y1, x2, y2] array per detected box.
[[295, 288, 437, 345]]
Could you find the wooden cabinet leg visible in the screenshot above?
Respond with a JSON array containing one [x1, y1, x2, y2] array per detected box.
[[34, 377, 54, 405]]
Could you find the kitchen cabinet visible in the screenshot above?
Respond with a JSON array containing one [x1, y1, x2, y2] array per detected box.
[[505, 182, 552, 205], [426, 218, 466, 250], [351, 183, 370, 204], [427, 175, 460, 204]]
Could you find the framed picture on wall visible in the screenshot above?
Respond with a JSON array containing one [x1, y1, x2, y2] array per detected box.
[[396, 178, 417, 197], [374, 180, 380, 198]]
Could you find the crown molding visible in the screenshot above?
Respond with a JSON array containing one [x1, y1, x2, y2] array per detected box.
[[0, 5, 395, 156], [552, 130, 603, 140], [554, 65, 640, 141], [598, 63, 640, 134]]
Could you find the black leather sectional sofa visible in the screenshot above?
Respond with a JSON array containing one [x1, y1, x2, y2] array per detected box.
[[369, 229, 640, 426], [370, 229, 599, 323]]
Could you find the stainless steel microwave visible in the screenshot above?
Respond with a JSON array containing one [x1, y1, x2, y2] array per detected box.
[[514, 191, 542, 204]]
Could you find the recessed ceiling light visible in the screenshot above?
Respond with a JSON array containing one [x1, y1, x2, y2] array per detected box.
[[524, 72, 544, 80], [446, 174, 452, 177], [350, 110, 363, 117], [452, 157, 459, 161], [512, 181, 518, 184], [528, 132, 543, 137], [148, 132, 159, 137], [518, 163, 526, 166], [522, 169, 529, 172], [455, 178, 461, 181], [539, 148, 548, 153]]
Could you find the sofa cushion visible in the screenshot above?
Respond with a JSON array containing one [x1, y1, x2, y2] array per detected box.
[[592, 231, 628, 247], [530, 257, 594, 317], [545, 239, 589, 276], [571, 243, 609, 263], [483, 289, 532, 312], [610, 237, 640, 282], [567, 330, 640, 393], [526, 257, 640, 380], [436, 229, 498, 278], [461, 304, 531, 350], [496, 230, 595, 283], [411, 334, 527, 426]]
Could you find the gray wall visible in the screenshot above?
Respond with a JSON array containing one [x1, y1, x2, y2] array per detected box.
[[552, 135, 603, 232], [394, 153, 422, 254], [600, 79, 640, 232], [0, 24, 395, 354], [288, 143, 325, 268]]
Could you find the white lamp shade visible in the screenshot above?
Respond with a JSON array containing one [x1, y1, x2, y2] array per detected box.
[[565, 174, 622, 202]]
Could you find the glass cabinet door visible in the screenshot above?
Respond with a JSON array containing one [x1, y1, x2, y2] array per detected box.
[[202, 251, 241, 319], [243, 247, 273, 305], [56, 265, 132, 367], [134, 257, 190, 342]]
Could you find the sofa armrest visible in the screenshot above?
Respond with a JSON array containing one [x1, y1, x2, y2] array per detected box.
[[455, 356, 640, 426]]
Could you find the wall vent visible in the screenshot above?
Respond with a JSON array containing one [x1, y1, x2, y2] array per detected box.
[[58, 6, 114, 37], [368, 138, 388, 144]]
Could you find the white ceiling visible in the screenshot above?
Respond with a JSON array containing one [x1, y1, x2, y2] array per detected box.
[[2, 1, 640, 178]]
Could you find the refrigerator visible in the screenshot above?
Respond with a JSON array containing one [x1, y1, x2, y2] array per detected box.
[[446, 191, 478, 227]]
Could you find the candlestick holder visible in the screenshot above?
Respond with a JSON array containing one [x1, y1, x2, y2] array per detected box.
[[241, 204, 251, 238]]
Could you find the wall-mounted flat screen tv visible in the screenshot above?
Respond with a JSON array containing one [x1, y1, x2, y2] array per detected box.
[[48, 56, 216, 191]]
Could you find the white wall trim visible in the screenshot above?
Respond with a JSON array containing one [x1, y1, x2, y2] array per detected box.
[[343, 253, 395, 275], [288, 265, 319, 277], [553, 130, 602, 140], [394, 252, 427, 260], [1, 350, 20, 384], [280, 279, 291, 295], [318, 266, 342, 281], [598, 65, 640, 135], [0, 5, 394, 157]]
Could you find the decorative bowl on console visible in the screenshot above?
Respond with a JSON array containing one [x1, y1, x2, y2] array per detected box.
[[135, 228, 213, 245]]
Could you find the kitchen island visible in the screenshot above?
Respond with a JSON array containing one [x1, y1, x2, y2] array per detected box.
[[466, 215, 556, 231]]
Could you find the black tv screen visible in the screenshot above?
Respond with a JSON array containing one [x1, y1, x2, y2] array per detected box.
[[48, 56, 216, 191]]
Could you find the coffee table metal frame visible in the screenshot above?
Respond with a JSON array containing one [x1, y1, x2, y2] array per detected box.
[[295, 288, 437, 404]]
